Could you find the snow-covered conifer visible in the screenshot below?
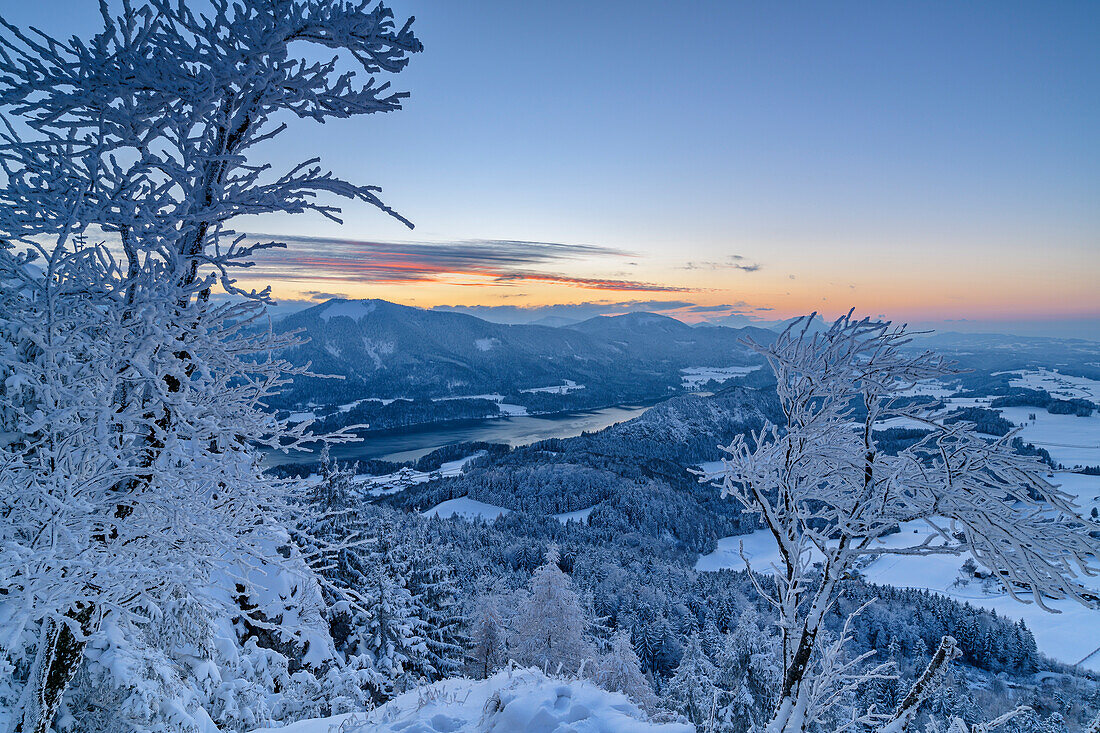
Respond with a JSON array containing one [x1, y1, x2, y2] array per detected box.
[[663, 634, 720, 729], [511, 545, 594, 675], [597, 629, 658, 712], [468, 592, 507, 680]]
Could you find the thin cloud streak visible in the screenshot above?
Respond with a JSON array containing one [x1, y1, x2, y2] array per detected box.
[[243, 234, 690, 292]]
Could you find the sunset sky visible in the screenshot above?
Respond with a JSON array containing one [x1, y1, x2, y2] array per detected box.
[[9, 1, 1099, 335]]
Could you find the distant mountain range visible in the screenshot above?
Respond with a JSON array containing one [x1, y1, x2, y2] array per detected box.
[[269, 299, 1100, 413], [270, 299, 774, 409]]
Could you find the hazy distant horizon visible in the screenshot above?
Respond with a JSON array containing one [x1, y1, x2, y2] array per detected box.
[[272, 295, 1100, 342]]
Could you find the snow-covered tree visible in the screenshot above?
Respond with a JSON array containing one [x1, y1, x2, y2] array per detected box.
[[406, 544, 468, 682], [468, 592, 507, 680], [511, 545, 594, 675], [0, 1, 421, 730], [663, 634, 720, 730], [715, 607, 781, 733], [597, 630, 657, 712], [360, 523, 427, 699], [717, 313, 1098, 733]]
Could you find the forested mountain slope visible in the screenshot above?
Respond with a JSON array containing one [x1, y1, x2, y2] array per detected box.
[[271, 300, 767, 408]]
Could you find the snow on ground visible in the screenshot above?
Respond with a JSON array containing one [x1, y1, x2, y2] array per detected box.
[[249, 668, 691, 733], [696, 470, 1100, 671], [317, 300, 377, 320], [896, 380, 958, 399], [422, 497, 511, 521], [475, 337, 500, 351], [995, 407, 1100, 468], [554, 505, 597, 524], [433, 393, 529, 416], [680, 365, 761, 390], [521, 379, 586, 395], [337, 397, 402, 413], [1005, 369, 1100, 402]]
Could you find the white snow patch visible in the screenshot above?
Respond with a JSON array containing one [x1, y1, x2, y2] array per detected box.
[[284, 411, 315, 423], [554, 505, 596, 524], [336, 397, 403, 413], [249, 668, 690, 733], [422, 497, 511, 521], [521, 380, 585, 395], [680, 365, 761, 390], [318, 300, 377, 320], [896, 379, 958, 400], [362, 338, 395, 368], [475, 337, 500, 352], [434, 393, 529, 416]]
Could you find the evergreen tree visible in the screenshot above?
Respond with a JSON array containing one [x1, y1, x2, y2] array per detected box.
[[362, 522, 427, 699], [664, 634, 720, 729], [406, 541, 468, 681], [597, 630, 658, 712]]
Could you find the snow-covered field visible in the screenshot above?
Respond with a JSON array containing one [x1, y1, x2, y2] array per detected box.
[[1006, 369, 1100, 402], [249, 668, 690, 733], [521, 379, 585, 395], [696, 469, 1100, 671], [995, 406, 1100, 468], [422, 497, 511, 521], [433, 393, 528, 416], [680, 365, 761, 390], [554, 505, 597, 524]]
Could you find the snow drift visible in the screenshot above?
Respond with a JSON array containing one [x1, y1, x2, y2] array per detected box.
[[249, 667, 693, 733]]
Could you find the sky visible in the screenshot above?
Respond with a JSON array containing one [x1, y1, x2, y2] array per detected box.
[[5, 1, 1099, 337]]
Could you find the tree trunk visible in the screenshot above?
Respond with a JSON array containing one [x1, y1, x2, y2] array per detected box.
[[13, 605, 94, 733]]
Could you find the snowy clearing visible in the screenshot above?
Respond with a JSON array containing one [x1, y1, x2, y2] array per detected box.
[[249, 668, 691, 733], [422, 497, 511, 521], [433, 393, 529, 416], [475, 337, 500, 351], [554, 505, 597, 524], [680, 365, 761, 390], [521, 379, 586, 395]]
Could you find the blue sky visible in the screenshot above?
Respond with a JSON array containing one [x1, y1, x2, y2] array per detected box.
[[6, 1, 1099, 335]]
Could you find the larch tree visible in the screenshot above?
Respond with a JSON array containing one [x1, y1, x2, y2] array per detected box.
[[717, 312, 1098, 733], [511, 545, 594, 675], [468, 591, 507, 680], [0, 1, 421, 730]]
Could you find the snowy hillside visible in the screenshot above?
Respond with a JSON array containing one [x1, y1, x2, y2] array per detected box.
[[249, 668, 693, 733]]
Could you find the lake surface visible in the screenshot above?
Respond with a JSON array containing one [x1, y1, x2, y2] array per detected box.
[[263, 403, 655, 467]]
